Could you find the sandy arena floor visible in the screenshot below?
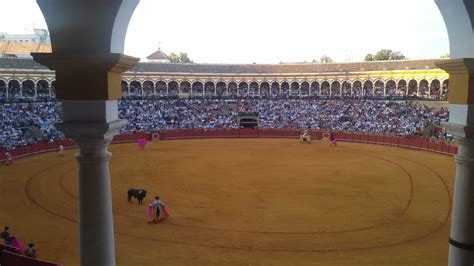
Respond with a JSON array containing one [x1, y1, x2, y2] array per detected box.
[[0, 138, 455, 265]]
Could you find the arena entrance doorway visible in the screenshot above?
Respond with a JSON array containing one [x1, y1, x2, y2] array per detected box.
[[238, 112, 259, 128]]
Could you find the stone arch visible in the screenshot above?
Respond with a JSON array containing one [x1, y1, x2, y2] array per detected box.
[[442, 79, 449, 99], [408, 79, 417, 96], [238, 82, 248, 96], [374, 80, 384, 97], [143, 80, 154, 97], [50, 80, 56, 98], [271, 82, 280, 96], [192, 81, 203, 95], [352, 81, 362, 97], [281, 81, 290, 96], [156, 81, 167, 95], [180, 81, 191, 94], [397, 79, 407, 96], [321, 81, 330, 97], [301, 81, 310, 96], [228, 82, 238, 96], [311, 81, 320, 96], [129, 80, 142, 96], [121, 80, 129, 97], [168, 81, 179, 96], [385, 80, 396, 96], [331, 81, 341, 97], [341, 81, 351, 96], [419, 79, 429, 98], [260, 81, 270, 96], [22, 79, 35, 98], [249, 81, 259, 95], [216, 81, 226, 96], [290, 81, 299, 96], [430, 79, 441, 98], [0, 79, 6, 99], [7, 79, 20, 99], [363, 80, 373, 97]]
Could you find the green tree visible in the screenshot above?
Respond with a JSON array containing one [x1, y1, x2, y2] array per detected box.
[[169, 52, 194, 63], [320, 55, 333, 63], [365, 54, 374, 61], [365, 49, 406, 61], [440, 53, 450, 59]]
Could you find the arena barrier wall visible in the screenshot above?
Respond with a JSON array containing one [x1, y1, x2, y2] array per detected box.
[[0, 130, 457, 162], [0, 249, 62, 266]]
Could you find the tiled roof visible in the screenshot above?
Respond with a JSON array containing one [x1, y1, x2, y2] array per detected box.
[[146, 49, 170, 60], [0, 57, 444, 74]]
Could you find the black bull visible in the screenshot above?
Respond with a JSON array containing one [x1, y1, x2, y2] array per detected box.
[[127, 189, 147, 204]]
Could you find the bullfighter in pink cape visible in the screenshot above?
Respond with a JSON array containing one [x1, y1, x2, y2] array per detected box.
[[137, 137, 147, 150], [329, 133, 337, 147]]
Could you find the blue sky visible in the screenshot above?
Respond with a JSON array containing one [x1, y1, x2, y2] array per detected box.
[[1, 0, 449, 63]]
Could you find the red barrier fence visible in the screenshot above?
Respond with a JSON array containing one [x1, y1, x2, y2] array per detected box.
[[0, 248, 62, 266], [0, 130, 457, 162]]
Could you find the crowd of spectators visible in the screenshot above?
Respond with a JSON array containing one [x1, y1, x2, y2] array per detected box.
[[0, 98, 449, 150], [119, 99, 447, 136], [1, 101, 64, 150]]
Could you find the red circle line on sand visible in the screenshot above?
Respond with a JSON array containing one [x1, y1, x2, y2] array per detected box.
[[24, 144, 451, 252]]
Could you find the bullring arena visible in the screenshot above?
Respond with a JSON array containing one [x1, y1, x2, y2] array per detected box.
[[0, 131, 455, 265]]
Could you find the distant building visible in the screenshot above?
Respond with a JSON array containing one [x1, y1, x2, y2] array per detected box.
[[0, 29, 50, 44], [146, 48, 171, 63], [0, 29, 51, 58]]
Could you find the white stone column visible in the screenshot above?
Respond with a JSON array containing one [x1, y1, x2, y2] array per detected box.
[[446, 126, 474, 266], [58, 100, 125, 266]]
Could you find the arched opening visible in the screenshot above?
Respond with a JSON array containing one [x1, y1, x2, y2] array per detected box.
[[385, 80, 396, 97], [168, 81, 179, 96], [281, 82, 290, 96], [321, 81, 330, 97], [331, 81, 341, 97], [311, 81, 320, 96], [238, 82, 248, 96], [228, 82, 238, 96], [397, 80, 407, 96], [129, 80, 142, 97], [342, 81, 351, 97], [21, 80, 35, 98], [156, 81, 167, 96], [290, 81, 299, 96], [408, 80, 418, 96], [442, 79, 449, 100], [216, 82, 226, 96], [192, 81, 203, 96], [121, 80, 129, 98], [363, 80, 373, 97], [204, 81, 215, 96], [430, 79, 441, 99], [0, 80, 6, 99], [352, 81, 362, 97], [249, 82, 259, 96], [301, 81, 309, 96], [374, 80, 384, 97], [271, 82, 280, 96], [143, 80, 154, 97], [8, 80, 21, 100], [260, 82, 270, 96], [50, 81, 56, 98], [419, 79, 429, 98], [180, 81, 191, 94]]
